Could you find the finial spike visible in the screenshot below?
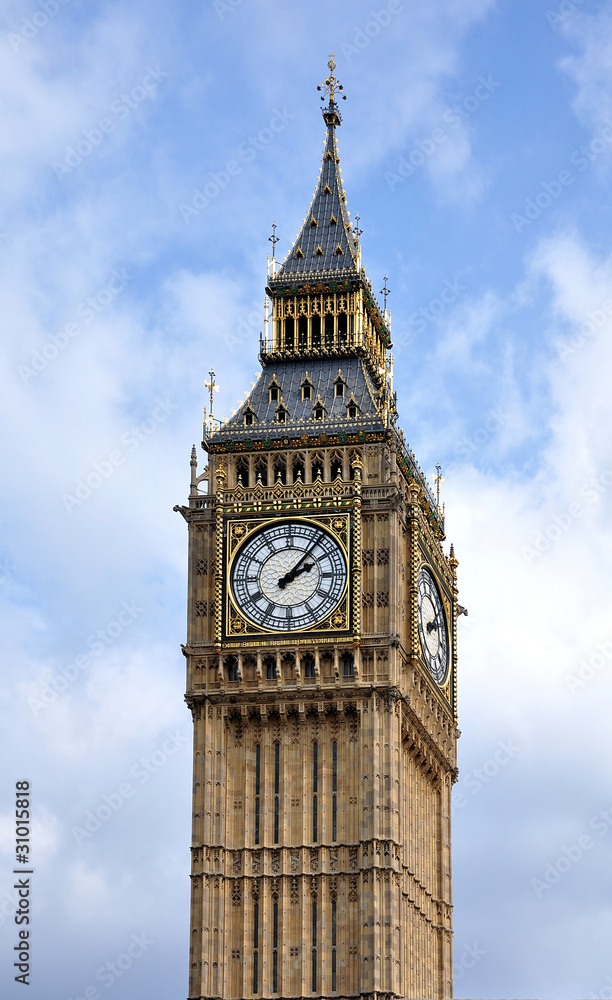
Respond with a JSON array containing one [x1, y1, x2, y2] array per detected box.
[[434, 463, 445, 509], [380, 274, 391, 311], [203, 368, 219, 434], [318, 53, 347, 126], [268, 221, 279, 258]]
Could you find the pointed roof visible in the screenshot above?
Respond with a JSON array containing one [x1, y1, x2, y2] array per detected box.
[[207, 357, 387, 445], [272, 56, 359, 283]]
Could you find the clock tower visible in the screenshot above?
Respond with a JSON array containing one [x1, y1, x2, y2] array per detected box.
[[177, 57, 460, 1000]]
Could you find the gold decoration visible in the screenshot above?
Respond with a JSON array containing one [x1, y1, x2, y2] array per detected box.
[[221, 512, 355, 642]]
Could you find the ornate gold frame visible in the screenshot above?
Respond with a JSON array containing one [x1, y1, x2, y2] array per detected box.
[[415, 551, 455, 711], [219, 509, 358, 645]]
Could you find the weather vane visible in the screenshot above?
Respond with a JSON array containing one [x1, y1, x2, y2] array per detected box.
[[380, 274, 391, 310], [317, 53, 347, 115], [203, 368, 219, 433], [268, 221, 279, 259]]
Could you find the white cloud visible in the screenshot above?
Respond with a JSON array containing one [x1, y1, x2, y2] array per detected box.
[[447, 231, 612, 991], [560, 1, 612, 129], [2, 2, 612, 995]]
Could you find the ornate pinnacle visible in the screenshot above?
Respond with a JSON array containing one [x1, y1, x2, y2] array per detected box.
[[268, 221, 279, 259], [190, 444, 198, 492], [317, 53, 346, 125], [434, 462, 445, 509], [380, 274, 391, 311], [203, 368, 219, 433]]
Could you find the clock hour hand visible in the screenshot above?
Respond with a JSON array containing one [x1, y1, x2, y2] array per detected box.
[[291, 561, 314, 582], [278, 547, 316, 589], [426, 610, 444, 633]]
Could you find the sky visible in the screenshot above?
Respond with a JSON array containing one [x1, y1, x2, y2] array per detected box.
[[1, 0, 612, 997]]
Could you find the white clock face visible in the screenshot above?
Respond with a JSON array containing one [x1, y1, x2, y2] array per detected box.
[[231, 520, 347, 632], [417, 566, 449, 683]]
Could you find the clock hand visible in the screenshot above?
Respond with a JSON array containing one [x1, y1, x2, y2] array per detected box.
[[278, 551, 308, 588], [291, 561, 314, 580], [278, 545, 318, 589], [426, 609, 444, 633]]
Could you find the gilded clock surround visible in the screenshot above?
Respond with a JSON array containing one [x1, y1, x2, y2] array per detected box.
[[177, 57, 461, 1000], [223, 512, 354, 642]]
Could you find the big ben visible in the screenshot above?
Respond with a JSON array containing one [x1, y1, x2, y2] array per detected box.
[[176, 57, 460, 1000]]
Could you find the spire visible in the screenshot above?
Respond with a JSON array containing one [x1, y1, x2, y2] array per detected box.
[[273, 55, 358, 283]]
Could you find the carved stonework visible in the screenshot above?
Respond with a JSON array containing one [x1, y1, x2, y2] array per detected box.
[[182, 72, 458, 1000]]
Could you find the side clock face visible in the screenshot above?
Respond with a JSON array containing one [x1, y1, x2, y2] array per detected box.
[[231, 520, 347, 632], [417, 565, 449, 684]]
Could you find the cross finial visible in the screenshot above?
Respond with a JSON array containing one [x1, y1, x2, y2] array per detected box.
[[268, 221, 279, 258], [317, 52, 346, 124], [434, 463, 445, 508], [353, 213, 363, 245], [203, 368, 219, 433], [380, 274, 391, 310]]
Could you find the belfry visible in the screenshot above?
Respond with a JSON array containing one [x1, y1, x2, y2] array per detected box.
[[177, 56, 460, 1000]]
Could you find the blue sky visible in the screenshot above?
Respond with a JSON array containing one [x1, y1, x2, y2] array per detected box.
[[1, 0, 612, 997]]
